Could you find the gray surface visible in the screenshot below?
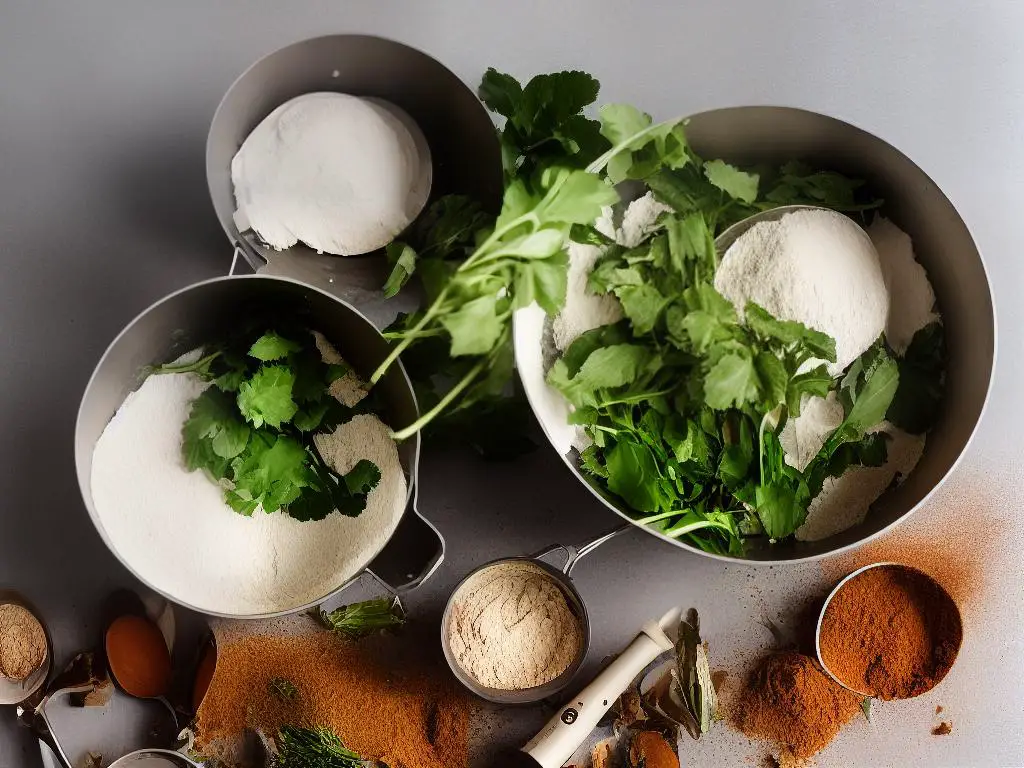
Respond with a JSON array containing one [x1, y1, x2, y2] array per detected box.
[[1, 2, 1022, 767]]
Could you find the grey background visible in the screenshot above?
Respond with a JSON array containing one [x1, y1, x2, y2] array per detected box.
[[2, 1, 1023, 766]]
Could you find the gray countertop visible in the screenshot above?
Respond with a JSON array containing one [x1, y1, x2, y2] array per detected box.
[[2, 2, 1023, 766]]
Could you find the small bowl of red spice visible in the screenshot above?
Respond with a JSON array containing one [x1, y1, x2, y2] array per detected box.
[[816, 562, 963, 699]]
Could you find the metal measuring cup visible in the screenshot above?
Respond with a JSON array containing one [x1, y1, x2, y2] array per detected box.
[[441, 525, 630, 705]]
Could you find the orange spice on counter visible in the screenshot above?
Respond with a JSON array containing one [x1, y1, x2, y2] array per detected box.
[[195, 629, 470, 768], [732, 651, 862, 761], [628, 731, 680, 768]]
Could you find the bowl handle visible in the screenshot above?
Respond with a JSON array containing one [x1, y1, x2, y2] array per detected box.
[[366, 495, 446, 594]]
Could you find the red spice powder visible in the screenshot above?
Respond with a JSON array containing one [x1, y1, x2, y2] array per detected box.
[[194, 631, 470, 768]]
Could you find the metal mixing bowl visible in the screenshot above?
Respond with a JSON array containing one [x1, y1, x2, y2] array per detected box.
[[514, 106, 996, 563], [74, 274, 444, 618]]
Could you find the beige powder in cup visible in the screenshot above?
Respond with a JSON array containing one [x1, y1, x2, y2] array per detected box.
[[0, 603, 47, 681], [447, 561, 582, 691]]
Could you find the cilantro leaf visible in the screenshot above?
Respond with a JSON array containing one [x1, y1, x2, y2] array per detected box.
[[548, 344, 649, 407], [596, 104, 690, 183], [606, 436, 665, 513], [887, 323, 945, 433], [513, 252, 568, 316], [615, 284, 669, 335], [182, 388, 250, 469], [478, 68, 522, 119], [703, 160, 759, 204], [382, 242, 418, 298], [755, 483, 810, 540], [744, 303, 837, 363], [248, 332, 302, 362], [344, 459, 381, 496], [237, 365, 299, 429]]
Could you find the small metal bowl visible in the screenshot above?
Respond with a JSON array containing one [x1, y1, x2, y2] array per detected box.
[[0, 590, 52, 706], [815, 562, 963, 698], [441, 527, 627, 705]]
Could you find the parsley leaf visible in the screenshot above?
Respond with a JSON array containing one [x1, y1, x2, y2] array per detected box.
[[249, 332, 302, 362], [703, 160, 759, 204], [887, 322, 945, 433], [237, 365, 299, 429]]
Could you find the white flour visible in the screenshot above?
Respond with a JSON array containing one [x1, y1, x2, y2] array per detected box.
[[796, 422, 925, 542], [447, 561, 582, 691], [779, 392, 845, 472], [90, 345, 406, 615], [552, 241, 624, 351], [231, 92, 431, 256], [868, 216, 939, 354], [714, 209, 889, 373]]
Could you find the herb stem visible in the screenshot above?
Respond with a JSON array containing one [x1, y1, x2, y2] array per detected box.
[[390, 357, 489, 441], [150, 351, 221, 375]]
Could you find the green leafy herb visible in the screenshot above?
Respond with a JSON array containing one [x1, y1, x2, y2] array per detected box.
[[157, 326, 381, 523], [317, 597, 406, 639], [861, 697, 874, 723], [886, 322, 945, 433], [273, 725, 362, 768], [268, 678, 299, 702]]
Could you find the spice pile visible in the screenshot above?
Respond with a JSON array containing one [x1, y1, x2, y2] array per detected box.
[[731, 651, 863, 762], [446, 561, 582, 691], [194, 628, 470, 768], [819, 565, 962, 699], [0, 602, 47, 682]]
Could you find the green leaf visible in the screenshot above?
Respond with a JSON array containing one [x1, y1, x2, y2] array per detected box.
[[597, 104, 690, 183], [519, 71, 601, 133], [606, 436, 664, 512], [478, 68, 522, 119], [754, 352, 788, 409], [887, 323, 945, 433], [665, 417, 712, 473], [614, 284, 669, 335], [704, 353, 759, 409], [274, 724, 363, 768], [845, 356, 900, 432], [703, 160, 759, 204], [579, 444, 609, 478], [269, 677, 299, 702], [440, 294, 504, 357], [744, 303, 837, 363], [293, 401, 331, 432], [343, 459, 381, 496], [182, 388, 250, 469], [539, 168, 619, 224], [248, 332, 302, 362], [382, 242, 418, 298], [513, 252, 568, 315], [548, 344, 649, 407], [755, 483, 809, 540], [317, 597, 406, 640], [236, 365, 298, 429], [665, 214, 716, 278]]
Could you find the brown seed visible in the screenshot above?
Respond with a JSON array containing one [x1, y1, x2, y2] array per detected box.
[[105, 615, 172, 699]]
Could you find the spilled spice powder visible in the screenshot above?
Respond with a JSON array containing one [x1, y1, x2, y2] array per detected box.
[[731, 651, 862, 761], [194, 630, 469, 768], [819, 566, 962, 700], [932, 721, 952, 736]]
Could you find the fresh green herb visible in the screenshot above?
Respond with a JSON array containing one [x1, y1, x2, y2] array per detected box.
[[269, 678, 299, 702], [155, 328, 380, 522], [886, 322, 945, 433], [273, 725, 362, 768], [861, 697, 874, 723], [317, 597, 406, 639]]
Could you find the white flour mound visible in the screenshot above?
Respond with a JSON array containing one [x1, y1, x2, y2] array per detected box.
[[90, 346, 406, 615], [715, 209, 889, 374], [231, 92, 431, 256], [552, 241, 624, 351], [868, 216, 939, 355], [779, 392, 845, 472], [796, 422, 925, 542]]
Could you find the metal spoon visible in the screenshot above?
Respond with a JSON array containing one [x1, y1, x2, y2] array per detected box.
[[712, 203, 830, 253]]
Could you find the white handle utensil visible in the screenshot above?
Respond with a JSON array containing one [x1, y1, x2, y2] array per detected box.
[[521, 607, 681, 768]]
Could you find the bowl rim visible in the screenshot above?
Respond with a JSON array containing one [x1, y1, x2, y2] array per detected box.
[[513, 104, 998, 566]]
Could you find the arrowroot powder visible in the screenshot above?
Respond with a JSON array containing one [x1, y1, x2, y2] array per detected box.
[[447, 561, 582, 690], [89, 342, 407, 615]]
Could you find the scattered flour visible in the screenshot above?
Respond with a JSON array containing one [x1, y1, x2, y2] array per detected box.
[[796, 422, 925, 542], [868, 216, 939, 355], [618, 192, 674, 247], [552, 241, 624, 351], [714, 209, 889, 373], [447, 561, 582, 690], [779, 392, 845, 472], [90, 342, 407, 615]]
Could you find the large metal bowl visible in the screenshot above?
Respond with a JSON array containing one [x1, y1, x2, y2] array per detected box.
[[514, 106, 995, 563], [75, 275, 445, 618]]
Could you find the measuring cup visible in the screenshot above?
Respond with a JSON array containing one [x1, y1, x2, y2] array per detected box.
[[0, 590, 52, 707], [441, 525, 631, 704]]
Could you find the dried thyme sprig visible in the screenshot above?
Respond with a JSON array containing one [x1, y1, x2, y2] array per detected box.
[[273, 725, 362, 768]]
